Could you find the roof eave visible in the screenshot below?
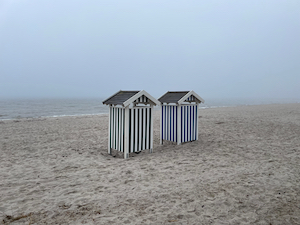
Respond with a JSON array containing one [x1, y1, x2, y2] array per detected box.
[[102, 90, 121, 105]]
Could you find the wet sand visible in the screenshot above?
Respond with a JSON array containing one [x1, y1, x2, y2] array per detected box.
[[0, 103, 300, 224]]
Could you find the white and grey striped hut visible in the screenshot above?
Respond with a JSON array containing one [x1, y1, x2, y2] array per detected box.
[[102, 90, 160, 159], [158, 90, 205, 145]]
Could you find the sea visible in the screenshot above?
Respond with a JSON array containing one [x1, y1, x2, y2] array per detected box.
[[0, 98, 299, 120]]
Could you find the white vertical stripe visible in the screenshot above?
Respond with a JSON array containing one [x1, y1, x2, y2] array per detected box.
[[108, 106, 111, 153], [166, 106, 168, 140], [113, 107, 116, 149], [139, 108, 142, 151], [111, 107, 113, 149], [172, 106, 174, 142], [117, 108, 120, 150], [190, 106, 192, 141], [186, 106, 190, 141], [167, 106, 169, 141], [135, 108, 138, 152], [177, 105, 181, 145], [169, 106, 171, 141], [194, 106, 197, 140], [114, 107, 117, 149], [115, 108, 117, 150], [182, 106, 184, 142], [182, 106, 184, 143], [192, 105, 195, 141], [120, 108, 124, 152], [192, 106, 194, 141], [187, 106, 190, 142], [185, 106, 188, 142], [173, 106, 175, 142], [146, 108, 150, 149], [113, 107, 117, 149], [164, 106, 166, 141], [116, 108, 120, 150], [150, 106, 153, 151], [164, 106, 166, 140], [183, 106, 185, 142], [189, 106, 192, 141], [169, 106, 172, 142], [196, 104, 199, 141], [118, 108, 121, 150], [170, 106, 173, 142], [173, 106, 176, 142], [143, 108, 146, 150], [160, 106, 163, 144], [124, 107, 129, 158], [130, 109, 134, 153]]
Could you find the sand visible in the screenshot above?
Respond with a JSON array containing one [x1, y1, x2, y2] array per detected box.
[[0, 103, 300, 225]]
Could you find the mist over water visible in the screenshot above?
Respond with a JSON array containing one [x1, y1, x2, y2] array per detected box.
[[1, 98, 299, 120], [201, 98, 300, 108]]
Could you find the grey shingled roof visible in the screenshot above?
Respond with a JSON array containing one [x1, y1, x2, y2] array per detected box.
[[102, 91, 139, 105], [158, 91, 189, 103]]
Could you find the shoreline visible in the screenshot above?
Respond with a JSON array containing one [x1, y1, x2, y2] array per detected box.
[[1, 102, 300, 122], [0, 113, 109, 122], [1, 103, 300, 224]]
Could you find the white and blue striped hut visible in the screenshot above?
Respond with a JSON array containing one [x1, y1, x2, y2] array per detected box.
[[158, 90, 205, 145], [102, 90, 160, 159]]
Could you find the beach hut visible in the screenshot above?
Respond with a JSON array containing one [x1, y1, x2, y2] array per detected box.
[[102, 90, 160, 159], [158, 90, 205, 145]]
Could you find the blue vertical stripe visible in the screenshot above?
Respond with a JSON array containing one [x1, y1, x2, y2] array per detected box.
[[169, 106, 171, 141], [172, 106, 175, 142], [193, 106, 195, 140], [175, 106, 177, 143], [161, 104, 198, 144], [189, 105, 192, 141], [195, 105, 198, 140], [183, 106, 185, 142], [161, 106, 164, 140]]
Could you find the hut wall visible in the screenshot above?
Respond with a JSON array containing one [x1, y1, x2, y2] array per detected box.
[[161, 104, 198, 144], [180, 105, 198, 143], [128, 107, 152, 153], [109, 106, 125, 152], [161, 105, 178, 142], [109, 106, 153, 153]]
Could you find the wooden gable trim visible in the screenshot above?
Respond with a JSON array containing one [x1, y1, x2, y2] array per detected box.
[[178, 90, 205, 105], [123, 90, 160, 107]]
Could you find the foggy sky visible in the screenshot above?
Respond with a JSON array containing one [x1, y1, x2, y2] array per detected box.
[[0, 0, 299, 100]]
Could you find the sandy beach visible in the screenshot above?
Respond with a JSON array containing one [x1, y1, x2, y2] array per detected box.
[[0, 103, 300, 225]]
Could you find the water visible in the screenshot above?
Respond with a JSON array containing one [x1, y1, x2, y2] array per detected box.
[[0, 98, 108, 120], [0, 97, 299, 120]]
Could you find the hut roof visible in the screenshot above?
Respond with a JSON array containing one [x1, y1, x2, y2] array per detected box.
[[102, 90, 160, 107], [158, 90, 205, 104]]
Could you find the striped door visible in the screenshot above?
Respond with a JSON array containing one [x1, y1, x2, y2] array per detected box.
[[128, 107, 152, 153], [161, 104, 198, 144], [109, 107, 125, 152], [180, 105, 198, 143], [161, 105, 178, 142], [109, 106, 153, 153]]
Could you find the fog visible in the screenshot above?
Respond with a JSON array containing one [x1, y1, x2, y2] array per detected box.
[[1, 0, 299, 101]]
